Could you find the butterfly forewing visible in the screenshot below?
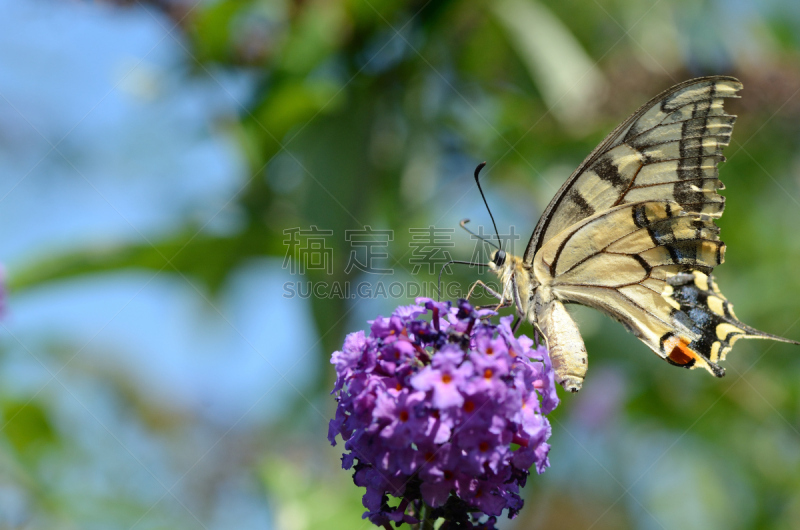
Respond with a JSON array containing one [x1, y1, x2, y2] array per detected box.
[[524, 76, 742, 264]]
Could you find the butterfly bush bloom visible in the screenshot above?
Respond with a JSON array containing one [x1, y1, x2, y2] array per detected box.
[[328, 298, 559, 528]]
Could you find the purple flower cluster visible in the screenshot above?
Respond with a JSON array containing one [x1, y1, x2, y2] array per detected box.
[[328, 298, 559, 528]]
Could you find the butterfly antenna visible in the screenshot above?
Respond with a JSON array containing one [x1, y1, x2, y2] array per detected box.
[[437, 260, 489, 301], [473, 162, 502, 250], [459, 219, 500, 250]]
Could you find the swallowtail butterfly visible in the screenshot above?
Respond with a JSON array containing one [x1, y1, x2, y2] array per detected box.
[[466, 76, 798, 392]]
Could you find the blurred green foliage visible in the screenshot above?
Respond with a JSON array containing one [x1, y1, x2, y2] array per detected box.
[[6, 0, 800, 528]]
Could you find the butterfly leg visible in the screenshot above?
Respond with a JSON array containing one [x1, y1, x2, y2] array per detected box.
[[510, 276, 527, 333], [476, 302, 511, 311], [467, 280, 505, 303], [467, 280, 512, 313]]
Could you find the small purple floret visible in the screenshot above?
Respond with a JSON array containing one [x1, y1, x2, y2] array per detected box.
[[329, 298, 559, 528]]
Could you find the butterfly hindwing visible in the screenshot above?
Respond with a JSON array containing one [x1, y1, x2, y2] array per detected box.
[[664, 271, 799, 370], [533, 200, 743, 376], [524, 76, 742, 264]]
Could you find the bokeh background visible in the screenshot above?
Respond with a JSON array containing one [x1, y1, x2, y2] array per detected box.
[[2, 0, 800, 528]]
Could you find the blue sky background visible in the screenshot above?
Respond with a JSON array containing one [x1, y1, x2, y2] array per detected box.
[[0, 2, 324, 527], [1, 0, 321, 424]]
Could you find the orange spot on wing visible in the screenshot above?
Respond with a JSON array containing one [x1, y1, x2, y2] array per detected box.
[[668, 339, 695, 365]]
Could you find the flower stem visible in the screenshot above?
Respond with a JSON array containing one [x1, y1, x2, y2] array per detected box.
[[420, 502, 437, 530]]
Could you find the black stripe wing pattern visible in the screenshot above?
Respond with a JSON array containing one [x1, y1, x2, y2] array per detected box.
[[664, 271, 797, 371], [524, 76, 741, 264]]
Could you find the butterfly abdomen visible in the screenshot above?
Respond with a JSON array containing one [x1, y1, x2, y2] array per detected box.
[[534, 291, 587, 393]]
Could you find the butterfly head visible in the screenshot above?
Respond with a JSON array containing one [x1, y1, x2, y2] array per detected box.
[[489, 249, 506, 269], [487, 248, 537, 320]]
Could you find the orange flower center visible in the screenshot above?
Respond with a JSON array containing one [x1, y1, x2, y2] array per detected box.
[[463, 400, 475, 413], [399, 410, 409, 422], [483, 368, 493, 379], [441, 373, 452, 384]]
